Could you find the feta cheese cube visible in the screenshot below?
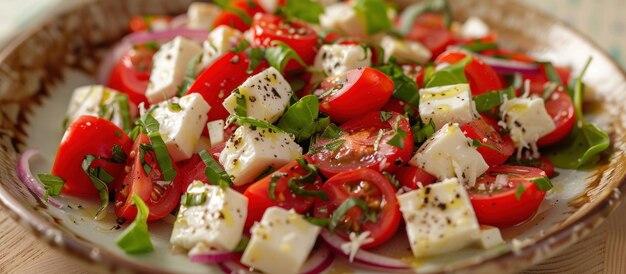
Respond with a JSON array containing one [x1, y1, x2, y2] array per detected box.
[[419, 84, 478, 130], [197, 25, 244, 72], [312, 44, 371, 81], [220, 125, 302, 185], [461, 17, 490, 39], [151, 93, 211, 162], [65, 85, 135, 130], [222, 67, 293, 123], [410, 123, 488, 186], [381, 36, 431, 64], [187, 3, 221, 30], [499, 97, 556, 157], [397, 178, 480, 257], [146, 36, 202, 104], [170, 181, 248, 251], [241, 207, 320, 274], [320, 3, 367, 38], [207, 119, 225, 146], [477, 225, 504, 249]]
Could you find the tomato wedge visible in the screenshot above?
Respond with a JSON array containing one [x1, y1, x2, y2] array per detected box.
[[314, 169, 401, 249], [318, 68, 394, 123], [461, 114, 515, 166], [403, 13, 454, 59], [51, 116, 132, 197], [243, 160, 324, 228], [212, 0, 264, 32], [175, 143, 226, 193], [469, 166, 548, 227], [107, 44, 157, 106], [537, 89, 575, 147], [308, 111, 413, 177], [393, 166, 437, 190], [435, 51, 504, 95], [115, 134, 181, 221], [186, 52, 269, 122]]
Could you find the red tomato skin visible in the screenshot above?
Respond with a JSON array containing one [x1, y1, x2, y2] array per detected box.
[[381, 98, 419, 119], [52, 116, 132, 197], [461, 115, 515, 166], [212, 0, 263, 32], [315, 169, 401, 249], [319, 68, 394, 123], [435, 51, 504, 95], [243, 161, 323, 228], [469, 166, 547, 227], [107, 46, 156, 106], [393, 166, 437, 190], [403, 13, 454, 58], [186, 52, 269, 122], [175, 143, 226, 192], [537, 89, 575, 147]]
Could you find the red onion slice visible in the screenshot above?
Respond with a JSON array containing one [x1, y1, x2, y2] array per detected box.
[[16, 149, 64, 209], [190, 249, 240, 264], [479, 55, 541, 75], [217, 245, 335, 274], [320, 230, 410, 270]]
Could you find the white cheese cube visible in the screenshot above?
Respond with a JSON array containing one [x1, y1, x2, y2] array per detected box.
[[146, 36, 202, 104], [410, 123, 488, 186], [151, 93, 211, 162], [170, 181, 248, 251], [499, 97, 556, 157], [222, 67, 293, 123], [381, 36, 431, 64], [320, 3, 367, 38], [461, 17, 490, 39], [241, 207, 320, 274], [207, 119, 225, 146], [397, 178, 480, 257], [220, 125, 302, 185], [197, 25, 244, 72], [477, 225, 504, 249], [312, 44, 371, 81], [419, 84, 478, 130], [187, 3, 221, 30], [65, 85, 135, 130], [257, 0, 280, 13]]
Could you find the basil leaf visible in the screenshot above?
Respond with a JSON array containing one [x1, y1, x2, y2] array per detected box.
[[473, 86, 516, 112], [37, 174, 65, 200], [329, 197, 371, 231], [412, 119, 436, 144], [234, 89, 248, 117], [265, 41, 306, 72], [471, 139, 501, 152], [383, 171, 400, 189], [320, 123, 344, 139], [425, 56, 472, 88], [515, 184, 525, 200], [213, 0, 253, 25], [181, 192, 208, 207], [323, 139, 345, 153], [277, 95, 319, 142], [398, 0, 452, 35], [116, 194, 154, 254], [111, 144, 128, 164], [82, 155, 113, 220], [380, 111, 393, 122], [387, 128, 407, 149], [114, 94, 133, 133], [143, 115, 177, 181], [304, 217, 330, 227], [374, 62, 420, 107], [268, 173, 286, 201], [227, 115, 287, 134], [245, 48, 266, 73], [178, 53, 203, 97], [233, 236, 250, 253], [537, 61, 563, 85], [353, 0, 392, 34], [283, 0, 324, 23], [460, 41, 499, 53], [531, 176, 553, 191], [199, 149, 232, 188]]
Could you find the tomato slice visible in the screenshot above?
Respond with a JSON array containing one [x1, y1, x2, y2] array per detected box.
[[243, 160, 324, 228], [308, 111, 413, 177], [537, 89, 575, 147], [318, 68, 394, 123], [186, 52, 269, 122], [251, 14, 318, 72], [314, 169, 401, 248], [107, 44, 157, 106], [469, 166, 547, 227], [212, 0, 264, 32], [461, 114, 515, 166], [51, 116, 132, 197], [393, 166, 436, 190], [115, 134, 181, 221], [175, 143, 226, 192], [403, 13, 454, 59], [435, 51, 504, 95]]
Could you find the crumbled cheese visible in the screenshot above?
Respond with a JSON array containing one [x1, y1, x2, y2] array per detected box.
[[340, 231, 374, 262]]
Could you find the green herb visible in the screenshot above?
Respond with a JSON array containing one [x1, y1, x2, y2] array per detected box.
[[177, 53, 203, 97], [380, 111, 393, 122], [227, 115, 286, 134], [374, 62, 420, 107], [320, 123, 344, 139], [412, 119, 436, 144], [116, 194, 154, 254], [329, 197, 375, 231], [37, 174, 65, 200], [265, 41, 307, 72], [353, 0, 392, 34], [268, 173, 286, 201], [471, 139, 501, 152], [181, 192, 208, 207], [82, 155, 113, 220], [245, 47, 266, 73], [111, 144, 128, 164], [387, 128, 407, 149], [537, 62, 562, 85], [282, 0, 324, 23], [114, 94, 132, 133], [277, 95, 319, 142], [168, 102, 183, 112], [531, 176, 554, 191], [232, 40, 251, 54], [286, 158, 327, 200], [142, 115, 177, 181], [473, 86, 516, 113], [383, 171, 401, 189], [199, 150, 232, 188], [233, 236, 250, 252], [425, 56, 472, 88], [213, 0, 253, 25], [373, 129, 385, 151], [515, 184, 526, 200], [460, 41, 498, 53], [398, 0, 452, 35], [323, 139, 345, 153], [234, 90, 248, 117], [304, 217, 331, 227], [138, 143, 154, 175]]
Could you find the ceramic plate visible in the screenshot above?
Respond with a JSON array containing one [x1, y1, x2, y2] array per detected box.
[[0, 0, 625, 273]]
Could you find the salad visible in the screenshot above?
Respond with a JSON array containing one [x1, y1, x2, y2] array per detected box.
[[19, 0, 611, 273]]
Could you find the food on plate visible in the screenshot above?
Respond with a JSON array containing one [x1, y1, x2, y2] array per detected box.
[[23, 0, 610, 272]]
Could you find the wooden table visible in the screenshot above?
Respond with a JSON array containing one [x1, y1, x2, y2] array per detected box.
[[1, 202, 625, 273]]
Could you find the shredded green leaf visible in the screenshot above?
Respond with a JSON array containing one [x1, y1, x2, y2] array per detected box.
[[213, 0, 253, 25], [265, 41, 307, 72], [82, 155, 113, 220], [473, 86, 516, 113], [471, 139, 501, 152], [398, 0, 452, 35], [531, 176, 553, 191], [329, 197, 375, 231], [234, 90, 248, 117], [116, 194, 154, 254], [320, 123, 344, 139], [460, 41, 498, 53], [353, 0, 392, 34], [387, 128, 407, 149], [277, 95, 319, 142], [425, 56, 472, 88], [412, 119, 436, 144], [268, 173, 286, 201], [233, 236, 250, 252], [304, 217, 331, 227], [111, 144, 128, 164], [114, 94, 132, 133], [245, 48, 266, 73], [181, 192, 208, 207], [199, 150, 232, 188], [515, 184, 526, 200], [227, 115, 286, 134], [143, 115, 177, 181], [282, 0, 324, 23], [374, 62, 420, 107], [37, 174, 65, 200], [380, 111, 393, 122]]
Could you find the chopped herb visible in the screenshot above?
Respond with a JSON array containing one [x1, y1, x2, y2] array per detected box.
[[277, 95, 319, 142], [232, 40, 251, 53], [138, 143, 154, 175], [322, 139, 345, 153], [460, 41, 498, 53], [199, 150, 232, 188], [282, 0, 324, 23], [320, 123, 344, 139], [353, 0, 392, 34], [471, 139, 501, 152], [380, 111, 393, 122], [245, 47, 266, 73], [234, 91, 248, 117], [227, 115, 286, 134], [143, 115, 177, 181], [412, 119, 436, 144], [383, 171, 401, 189], [531, 177, 554, 191], [374, 61, 420, 107], [233, 236, 250, 252], [425, 56, 472, 88], [537, 61, 563, 85], [265, 41, 307, 72], [116, 194, 154, 254], [387, 128, 407, 149], [268, 173, 286, 201], [304, 217, 331, 227], [82, 155, 113, 220], [329, 197, 375, 231], [37, 174, 65, 200], [168, 102, 183, 112], [114, 94, 132, 133], [515, 184, 526, 200], [473, 86, 516, 113], [181, 192, 207, 207]]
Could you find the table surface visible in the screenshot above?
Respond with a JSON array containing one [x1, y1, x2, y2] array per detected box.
[[1, 0, 625, 273]]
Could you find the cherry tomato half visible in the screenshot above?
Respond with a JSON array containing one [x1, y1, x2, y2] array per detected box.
[[107, 44, 157, 106], [393, 166, 437, 190], [308, 111, 413, 177], [52, 116, 132, 197], [435, 51, 504, 95], [212, 0, 264, 32], [403, 13, 454, 59], [537, 89, 575, 147], [461, 114, 515, 166], [318, 68, 394, 123], [469, 166, 547, 227], [174, 143, 226, 193]]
